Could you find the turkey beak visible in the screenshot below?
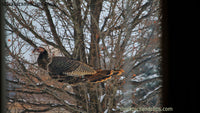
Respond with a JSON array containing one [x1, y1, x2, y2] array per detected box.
[[32, 48, 37, 53]]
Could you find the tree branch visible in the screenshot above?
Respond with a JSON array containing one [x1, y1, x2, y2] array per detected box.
[[5, 20, 37, 48], [41, 0, 71, 58], [6, 6, 67, 51], [44, 87, 87, 113]]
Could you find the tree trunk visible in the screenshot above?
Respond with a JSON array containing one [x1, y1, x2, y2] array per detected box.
[[88, 0, 103, 69], [72, 0, 87, 63], [87, 1, 103, 112], [71, 1, 103, 112]]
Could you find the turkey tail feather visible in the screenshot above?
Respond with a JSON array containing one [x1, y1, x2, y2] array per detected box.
[[57, 76, 87, 84], [112, 69, 125, 76], [86, 69, 124, 83], [51, 69, 124, 85]]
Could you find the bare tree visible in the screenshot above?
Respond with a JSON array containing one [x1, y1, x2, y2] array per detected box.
[[4, 0, 161, 112]]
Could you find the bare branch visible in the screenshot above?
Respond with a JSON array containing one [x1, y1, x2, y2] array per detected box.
[[5, 20, 37, 48], [41, 0, 71, 57]]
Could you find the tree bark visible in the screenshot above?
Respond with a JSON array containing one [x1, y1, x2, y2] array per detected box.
[[72, 0, 87, 63], [88, 0, 103, 69]]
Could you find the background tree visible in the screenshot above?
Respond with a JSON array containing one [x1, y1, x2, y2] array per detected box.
[[4, 0, 161, 112]]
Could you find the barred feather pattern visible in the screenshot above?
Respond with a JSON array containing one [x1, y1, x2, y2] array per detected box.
[[48, 57, 96, 76], [63, 62, 96, 76]]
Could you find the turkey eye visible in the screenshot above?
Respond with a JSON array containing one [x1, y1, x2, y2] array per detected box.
[[36, 48, 42, 52]]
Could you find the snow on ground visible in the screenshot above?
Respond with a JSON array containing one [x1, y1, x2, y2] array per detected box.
[[104, 108, 108, 113], [64, 100, 75, 105], [140, 85, 161, 101], [99, 94, 106, 103], [131, 73, 159, 82]]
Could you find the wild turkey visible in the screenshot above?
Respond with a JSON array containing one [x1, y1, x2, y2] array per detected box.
[[32, 47, 124, 84]]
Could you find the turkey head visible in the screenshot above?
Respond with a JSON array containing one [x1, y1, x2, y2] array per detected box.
[[33, 47, 49, 70]]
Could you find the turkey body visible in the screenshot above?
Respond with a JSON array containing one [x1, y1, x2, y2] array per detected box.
[[48, 57, 96, 76], [33, 47, 124, 84]]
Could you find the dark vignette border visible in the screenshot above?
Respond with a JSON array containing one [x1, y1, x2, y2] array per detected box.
[[1, 1, 197, 113], [161, 1, 198, 113], [1, 0, 7, 113], [160, 0, 170, 110]]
